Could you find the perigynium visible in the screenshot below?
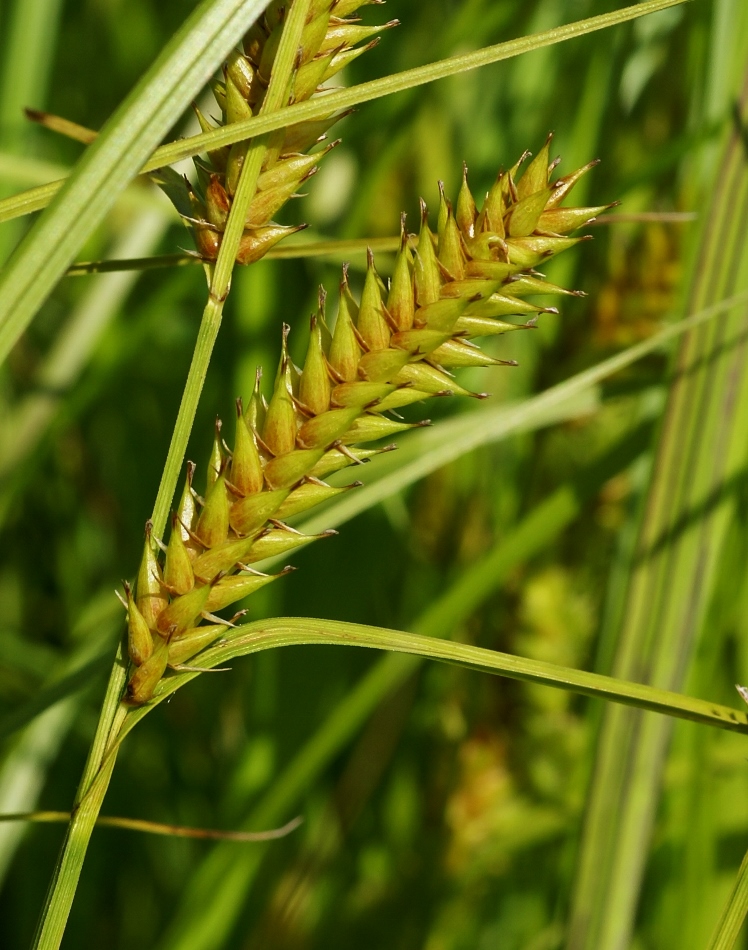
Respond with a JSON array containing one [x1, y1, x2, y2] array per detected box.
[[123, 140, 610, 704]]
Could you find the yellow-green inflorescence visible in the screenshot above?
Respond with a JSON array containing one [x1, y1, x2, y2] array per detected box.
[[123, 139, 612, 704], [188, 0, 398, 264]]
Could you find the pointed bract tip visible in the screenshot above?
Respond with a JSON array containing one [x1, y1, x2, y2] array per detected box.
[[367, 245, 375, 267], [419, 197, 428, 223], [321, 528, 339, 537]]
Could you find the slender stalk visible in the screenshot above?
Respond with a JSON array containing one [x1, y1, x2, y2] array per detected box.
[[29, 6, 310, 948], [0, 811, 302, 842], [149, 0, 311, 538], [705, 846, 748, 950], [62, 214, 699, 277]]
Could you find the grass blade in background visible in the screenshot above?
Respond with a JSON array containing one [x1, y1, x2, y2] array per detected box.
[[566, 39, 748, 950], [0, 0, 65, 263], [0, 0, 271, 369], [151, 419, 654, 950]]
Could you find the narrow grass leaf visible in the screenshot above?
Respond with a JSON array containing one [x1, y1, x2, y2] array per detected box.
[[0, 0, 273, 372]]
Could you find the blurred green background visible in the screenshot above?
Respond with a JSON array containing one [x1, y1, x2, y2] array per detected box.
[[1, 1, 748, 948]]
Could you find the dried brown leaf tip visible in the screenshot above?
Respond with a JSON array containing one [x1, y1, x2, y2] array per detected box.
[[123, 143, 607, 703], [188, 0, 396, 265]]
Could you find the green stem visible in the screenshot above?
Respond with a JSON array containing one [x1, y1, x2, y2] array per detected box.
[[29, 4, 311, 948], [150, 0, 310, 538]]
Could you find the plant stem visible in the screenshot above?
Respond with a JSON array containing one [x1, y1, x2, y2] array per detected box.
[[29, 4, 311, 948]]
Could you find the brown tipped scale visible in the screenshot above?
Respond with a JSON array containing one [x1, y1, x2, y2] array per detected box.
[[125, 143, 608, 703]]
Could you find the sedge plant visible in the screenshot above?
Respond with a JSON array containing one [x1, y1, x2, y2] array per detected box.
[[5, 1, 748, 949]]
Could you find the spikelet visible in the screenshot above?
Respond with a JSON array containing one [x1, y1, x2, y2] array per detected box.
[[188, 1, 398, 264], [123, 140, 611, 704]]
